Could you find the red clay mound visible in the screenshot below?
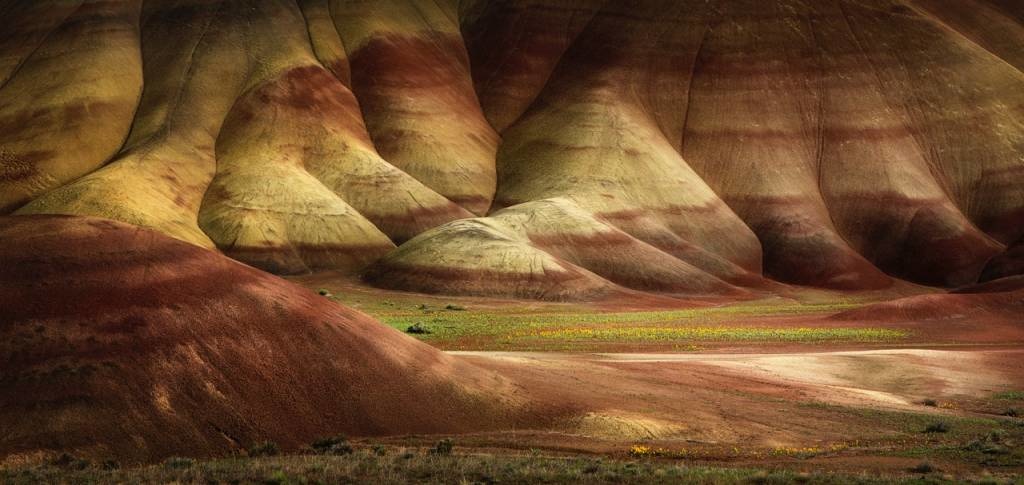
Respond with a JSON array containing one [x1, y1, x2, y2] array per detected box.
[[833, 277, 1024, 323], [980, 237, 1024, 283], [0, 215, 523, 463], [954, 275, 1024, 295]]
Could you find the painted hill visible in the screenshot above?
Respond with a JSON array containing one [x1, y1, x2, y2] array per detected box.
[[833, 275, 1024, 323], [0, 215, 524, 462], [1, 0, 1022, 299]]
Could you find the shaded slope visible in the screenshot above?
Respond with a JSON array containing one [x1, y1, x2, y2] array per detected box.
[[981, 237, 1024, 282], [0, 215, 523, 463], [680, 1, 895, 289], [678, 0, 1013, 288], [462, 0, 604, 132], [834, 276, 1024, 322], [821, 1, 1024, 249]]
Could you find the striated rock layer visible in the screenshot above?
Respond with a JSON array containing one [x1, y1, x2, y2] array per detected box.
[[0, 215, 524, 462], [0, 0, 1022, 299]]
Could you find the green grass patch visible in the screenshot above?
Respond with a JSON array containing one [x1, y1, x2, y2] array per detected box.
[[365, 301, 906, 350], [376, 302, 866, 338], [797, 401, 1024, 467], [0, 449, 979, 484], [994, 391, 1024, 401], [519, 326, 906, 342]]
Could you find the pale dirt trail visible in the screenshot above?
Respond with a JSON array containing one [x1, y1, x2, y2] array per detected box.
[[590, 349, 1019, 407]]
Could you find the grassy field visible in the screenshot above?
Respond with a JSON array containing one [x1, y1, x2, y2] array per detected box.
[[5, 393, 1020, 483], [2, 447, 1010, 485], [522, 326, 906, 342], [7, 411, 1022, 485], [333, 299, 905, 350]]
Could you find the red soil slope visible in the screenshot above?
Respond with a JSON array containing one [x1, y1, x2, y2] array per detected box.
[[0, 215, 524, 463], [981, 237, 1024, 282], [834, 276, 1024, 322]]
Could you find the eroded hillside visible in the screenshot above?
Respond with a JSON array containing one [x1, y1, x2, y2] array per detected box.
[[1, 0, 1022, 299]]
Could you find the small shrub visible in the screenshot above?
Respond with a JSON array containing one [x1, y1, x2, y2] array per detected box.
[[921, 399, 938, 407], [910, 461, 936, 474], [100, 460, 120, 470], [924, 421, 950, 433], [406, 323, 431, 334], [417, 304, 429, 310], [317, 288, 332, 297], [248, 441, 279, 457], [965, 430, 1011, 455], [429, 438, 453, 455], [311, 436, 353, 455], [163, 457, 195, 469], [444, 304, 466, 311], [1003, 408, 1020, 418], [372, 444, 387, 456]]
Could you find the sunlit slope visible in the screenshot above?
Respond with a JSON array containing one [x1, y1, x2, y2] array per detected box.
[[14, 0, 258, 247], [14, 0, 468, 272], [0, 0, 142, 213]]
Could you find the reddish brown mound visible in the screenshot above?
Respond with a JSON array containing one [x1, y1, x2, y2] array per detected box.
[[0, 215, 523, 463], [955, 275, 1024, 295], [833, 277, 1024, 322], [980, 237, 1024, 282]]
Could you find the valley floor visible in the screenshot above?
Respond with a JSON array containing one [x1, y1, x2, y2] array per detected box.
[[6, 277, 1022, 483], [2, 448, 991, 484], [289, 276, 1024, 481]]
